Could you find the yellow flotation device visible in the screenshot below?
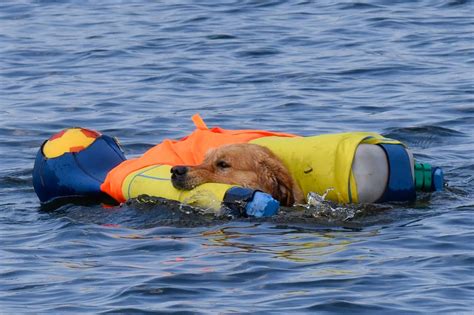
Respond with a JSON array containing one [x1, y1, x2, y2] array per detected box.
[[122, 164, 281, 217], [123, 164, 237, 210], [251, 133, 401, 203]]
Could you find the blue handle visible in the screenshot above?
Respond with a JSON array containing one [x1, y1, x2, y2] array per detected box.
[[223, 187, 280, 217], [245, 191, 280, 217]]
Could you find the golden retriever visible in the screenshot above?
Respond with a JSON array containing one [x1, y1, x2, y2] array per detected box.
[[170, 143, 304, 206]]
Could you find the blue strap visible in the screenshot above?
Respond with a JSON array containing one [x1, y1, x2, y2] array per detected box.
[[377, 144, 416, 202]]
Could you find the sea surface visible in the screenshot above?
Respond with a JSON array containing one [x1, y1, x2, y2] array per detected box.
[[1, 0, 473, 314]]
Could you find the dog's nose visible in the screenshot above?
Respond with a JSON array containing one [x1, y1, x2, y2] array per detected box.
[[171, 165, 188, 176]]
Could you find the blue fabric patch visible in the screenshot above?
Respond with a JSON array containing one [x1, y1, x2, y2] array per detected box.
[[377, 144, 416, 202]]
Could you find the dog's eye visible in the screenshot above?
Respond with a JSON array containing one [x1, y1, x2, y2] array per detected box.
[[216, 160, 230, 169]]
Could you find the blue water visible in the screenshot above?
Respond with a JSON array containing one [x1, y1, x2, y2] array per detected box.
[[1, 0, 473, 313]]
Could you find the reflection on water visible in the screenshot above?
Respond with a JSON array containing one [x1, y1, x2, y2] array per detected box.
[[200, 223, 379, 265]]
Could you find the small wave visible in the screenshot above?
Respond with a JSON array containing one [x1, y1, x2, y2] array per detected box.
[[338, 2, 382, 10], [235, 47, 281, 58], [383, 125, 466, 149], [74, 49, 133, 61], [440, 0, 473, 7], [206, 34, 237, 40], [0, 169, 33, 188]]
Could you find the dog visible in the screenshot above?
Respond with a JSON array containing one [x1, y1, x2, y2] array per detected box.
[[171, 143, 304, 207]]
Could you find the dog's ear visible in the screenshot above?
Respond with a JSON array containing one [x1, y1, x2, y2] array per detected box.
[[258, 154, 295, 207], [274, 176, 295, 207]]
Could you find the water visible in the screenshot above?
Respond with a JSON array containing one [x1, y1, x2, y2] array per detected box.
[[1, 0, 473, 313]]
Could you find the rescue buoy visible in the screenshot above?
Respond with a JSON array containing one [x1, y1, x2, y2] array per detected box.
[[32, 116, 444, 217]]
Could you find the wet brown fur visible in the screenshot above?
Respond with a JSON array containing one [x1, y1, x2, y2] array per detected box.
[[171, 143, 304, 206]]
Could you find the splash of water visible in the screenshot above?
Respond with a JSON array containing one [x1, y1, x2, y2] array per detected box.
[[306, 188, 334, 207], [303, 189, 357, 222]]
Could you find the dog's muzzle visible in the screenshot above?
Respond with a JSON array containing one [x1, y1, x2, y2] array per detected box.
[[170, 165, 190, 189]]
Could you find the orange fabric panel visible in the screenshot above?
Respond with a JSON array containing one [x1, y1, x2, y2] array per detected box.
[[100, 116, 296, 202]]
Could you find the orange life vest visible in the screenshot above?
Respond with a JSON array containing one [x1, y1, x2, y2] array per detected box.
[[100, 114, 296, 202]]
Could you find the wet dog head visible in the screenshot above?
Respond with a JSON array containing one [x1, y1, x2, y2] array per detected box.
[[170, 143, 302, 206]]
